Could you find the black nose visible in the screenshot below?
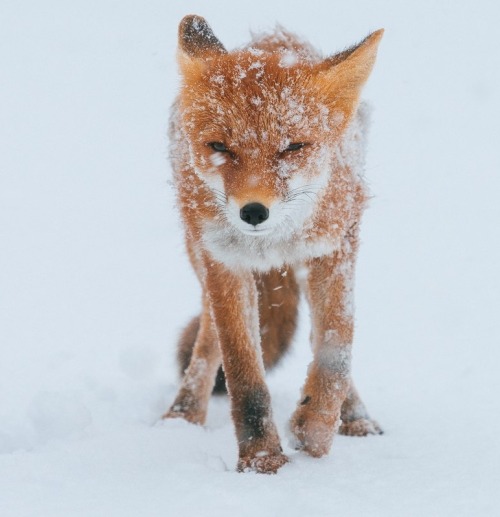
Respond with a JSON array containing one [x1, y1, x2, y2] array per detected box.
[[240, 203, 269, 226]]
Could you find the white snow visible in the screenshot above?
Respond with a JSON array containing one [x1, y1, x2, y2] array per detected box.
[[279, 51, 299, 68], [1, 1, 500, 516]]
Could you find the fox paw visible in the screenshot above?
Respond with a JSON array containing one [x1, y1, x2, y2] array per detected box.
[[338, 418, 383, 436], [237, 450, 289, 474], [290, 410, 340, 458]]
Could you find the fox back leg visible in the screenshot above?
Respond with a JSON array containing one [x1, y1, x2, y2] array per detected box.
[[163, 295, 221, 424], [339, 381, 383, 436], [176, 315, 227, 394]]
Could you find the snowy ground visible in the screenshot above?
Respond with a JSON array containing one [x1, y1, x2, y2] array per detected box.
[[1, 1, 500, 516]]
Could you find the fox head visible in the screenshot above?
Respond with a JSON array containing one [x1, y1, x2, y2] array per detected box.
[[175, 15, 383, 238]]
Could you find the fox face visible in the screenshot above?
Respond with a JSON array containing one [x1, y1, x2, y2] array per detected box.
[[173, 16, 382, 268], [181, 56, 337, 237]]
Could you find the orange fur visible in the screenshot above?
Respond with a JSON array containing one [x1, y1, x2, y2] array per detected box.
[[164, 15, 383, 473]]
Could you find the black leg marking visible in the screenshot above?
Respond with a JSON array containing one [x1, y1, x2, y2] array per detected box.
[[240, 389, 270, 441]]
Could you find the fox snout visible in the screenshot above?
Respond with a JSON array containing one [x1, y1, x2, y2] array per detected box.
[[240, 203, 269, 226]]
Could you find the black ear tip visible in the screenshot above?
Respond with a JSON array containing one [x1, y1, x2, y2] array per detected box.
[[178, 14, 226, 56], [179, 14, 207, 33]]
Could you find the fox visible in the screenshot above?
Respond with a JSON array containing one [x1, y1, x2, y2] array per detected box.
[[164, 14, 384, 474]]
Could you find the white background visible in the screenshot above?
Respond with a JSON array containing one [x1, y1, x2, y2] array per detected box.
[[1, 1, 499, 515]]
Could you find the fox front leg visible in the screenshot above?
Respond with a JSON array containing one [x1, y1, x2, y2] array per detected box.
[[203, 257, 288, 474], [290, 238, 359, 457]]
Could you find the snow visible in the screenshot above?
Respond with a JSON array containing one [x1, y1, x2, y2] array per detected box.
[[1, 1, 500, 516], [280, 51, 299, 68]]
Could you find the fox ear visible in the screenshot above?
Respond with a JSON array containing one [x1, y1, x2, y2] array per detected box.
[[317, 29, 384, 125], [178, 15, 226, 71], [177, 15, 226, 78]]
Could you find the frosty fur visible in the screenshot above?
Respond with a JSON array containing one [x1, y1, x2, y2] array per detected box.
[[164, 15, 383, 474]]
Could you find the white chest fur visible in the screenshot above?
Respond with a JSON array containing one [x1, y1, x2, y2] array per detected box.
[[201, 220, 341, 272]]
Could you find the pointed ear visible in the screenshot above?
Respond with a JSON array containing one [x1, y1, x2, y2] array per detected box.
[[316, 29, 384, 125], [177, 15, 226, 77]]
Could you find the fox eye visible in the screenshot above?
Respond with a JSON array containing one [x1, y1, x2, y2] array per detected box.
[[208, 142, 229, 153], [284, 142, 307, 152]]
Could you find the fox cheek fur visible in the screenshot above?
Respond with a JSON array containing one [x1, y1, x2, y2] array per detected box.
[[165, 14, 384, 473]]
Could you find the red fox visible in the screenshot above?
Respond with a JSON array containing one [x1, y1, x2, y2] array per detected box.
[[164, 15, 384, 474]]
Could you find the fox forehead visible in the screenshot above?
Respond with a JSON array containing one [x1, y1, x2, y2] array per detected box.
[[180, 52, 338, 146]]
